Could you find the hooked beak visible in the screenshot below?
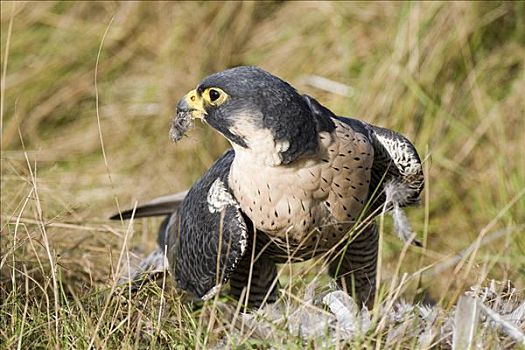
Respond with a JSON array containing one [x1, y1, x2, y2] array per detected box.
[[176, 89, 207, 119], [169, 89, 207, 143]]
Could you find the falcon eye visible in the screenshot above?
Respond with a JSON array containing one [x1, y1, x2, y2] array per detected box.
[[209, 89, 221, 102], [203, 87, 227, 105]]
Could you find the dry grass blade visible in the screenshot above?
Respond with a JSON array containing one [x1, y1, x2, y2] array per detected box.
[[299, 75, 354, 97]]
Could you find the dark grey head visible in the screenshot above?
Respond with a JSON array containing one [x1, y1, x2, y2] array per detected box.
[[174, 66, 335, 164]]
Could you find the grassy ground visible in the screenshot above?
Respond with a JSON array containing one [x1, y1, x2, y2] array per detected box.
[[1, 1, 524, 348]]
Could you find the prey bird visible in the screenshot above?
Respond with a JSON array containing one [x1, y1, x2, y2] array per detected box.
[[111, 66, 424, 308]]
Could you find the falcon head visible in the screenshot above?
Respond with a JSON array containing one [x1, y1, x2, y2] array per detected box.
[[172, 66, 335, 165]]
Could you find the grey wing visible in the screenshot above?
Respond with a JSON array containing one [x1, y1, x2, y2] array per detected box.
[[336, 117, 424, 213], [337, 117, 424, 246], [366, 124, 424, 213], [164, 149, 249, 300], [304, 97, 423, 212]]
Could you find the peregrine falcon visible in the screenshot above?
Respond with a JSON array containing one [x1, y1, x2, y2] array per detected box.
[[111, 66, 424, 307]]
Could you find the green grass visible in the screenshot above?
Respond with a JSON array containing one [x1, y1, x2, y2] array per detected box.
[[1, 1, 524, 348]]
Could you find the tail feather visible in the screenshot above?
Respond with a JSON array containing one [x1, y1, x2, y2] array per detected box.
[[109, 190, 188, 220]]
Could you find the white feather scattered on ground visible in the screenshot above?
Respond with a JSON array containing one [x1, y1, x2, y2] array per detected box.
[[122, 249, 524, 348], [453, 295, 480, 350], [211, 280, 525, 349], [118, 247, 169, 284]]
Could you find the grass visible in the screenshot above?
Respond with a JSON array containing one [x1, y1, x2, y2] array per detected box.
[[1, 1, 524, 348]]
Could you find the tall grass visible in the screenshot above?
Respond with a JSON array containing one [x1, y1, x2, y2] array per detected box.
[[1, 1, 524, 348]]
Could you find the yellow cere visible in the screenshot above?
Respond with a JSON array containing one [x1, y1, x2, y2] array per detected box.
[[183, 87, 229, 119]]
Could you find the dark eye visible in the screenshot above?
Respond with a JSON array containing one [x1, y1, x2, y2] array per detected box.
[[209, 89, 221, 102]]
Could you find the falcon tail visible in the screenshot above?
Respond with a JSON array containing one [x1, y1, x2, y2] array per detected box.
[[109, 191, 188, 220]]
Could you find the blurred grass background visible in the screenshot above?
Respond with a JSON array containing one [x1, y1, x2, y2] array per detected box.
[[1, 1, 524, 348]]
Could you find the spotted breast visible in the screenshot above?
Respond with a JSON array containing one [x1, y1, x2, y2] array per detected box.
[[228, 119, 374, 257]]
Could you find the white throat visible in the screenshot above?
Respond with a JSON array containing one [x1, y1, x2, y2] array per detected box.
[[229, 124, 290, 167]]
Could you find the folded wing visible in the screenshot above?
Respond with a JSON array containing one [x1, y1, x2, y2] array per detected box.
[[110, 150, 249, 300]]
